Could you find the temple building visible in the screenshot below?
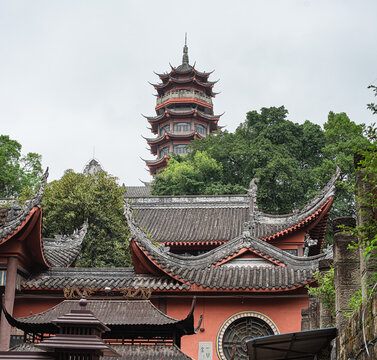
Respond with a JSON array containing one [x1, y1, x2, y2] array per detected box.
[[143, 39, 222, 175], [0, 166, 338, 359]]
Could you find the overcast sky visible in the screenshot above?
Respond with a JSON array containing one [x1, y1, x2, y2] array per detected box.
[[1, 0, 376, 185]]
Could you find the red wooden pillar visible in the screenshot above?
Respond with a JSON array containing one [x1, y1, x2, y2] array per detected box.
[[0, 257, 18, 350]]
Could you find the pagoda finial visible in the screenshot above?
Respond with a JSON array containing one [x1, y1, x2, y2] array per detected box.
[[182, 33, 189, 65]]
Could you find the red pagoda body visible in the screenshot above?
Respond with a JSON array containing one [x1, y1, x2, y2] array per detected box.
[[144, 41, 222, 175]]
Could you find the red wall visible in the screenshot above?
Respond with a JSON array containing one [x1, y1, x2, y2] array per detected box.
[[166, 294, 308, 360], [13, 292, 308, 360], [13, 297, 62, 318]]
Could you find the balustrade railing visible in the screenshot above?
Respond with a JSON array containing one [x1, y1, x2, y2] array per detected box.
[[156, 90, 212, 105]]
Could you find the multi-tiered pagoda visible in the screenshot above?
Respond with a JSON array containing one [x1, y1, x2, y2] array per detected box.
[[144, 40, 222, 175]]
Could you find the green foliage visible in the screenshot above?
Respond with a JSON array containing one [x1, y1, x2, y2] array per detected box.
[[151, 106, 367, 223], [43, 169, 131, 267], [151, 151, 244, 196], [0, 135, 42, 198], [367, 85, 377, 115], [322, 112, 369, 218], [307, 266, 336, 321]]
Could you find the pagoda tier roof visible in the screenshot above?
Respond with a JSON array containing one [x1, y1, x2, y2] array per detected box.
[[12, 343, 193, 360], [144, 108, 222, 122], [126, 201, 325, 292], [151, 77, 218, 96], [126, 169, 338, 252], [151, 76, 217, 90], [155, 66, 213, 79], [144, 131, 202, 145], [143, 156, 169, 166], [20, 267, 189, 291]]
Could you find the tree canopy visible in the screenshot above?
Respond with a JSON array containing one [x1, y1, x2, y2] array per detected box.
[[0, 135, 42, 198], [42, 169, 131, 267], [151, 106, 368, 216]]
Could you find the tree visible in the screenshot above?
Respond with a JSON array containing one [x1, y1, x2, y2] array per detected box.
[[151, 151, 244, 196], [152, 106, 367, 218], [42, 169, 131, 267], [153, 106, 327, 213], [0, 135, 42, 198], [320, 112, 369, 218]]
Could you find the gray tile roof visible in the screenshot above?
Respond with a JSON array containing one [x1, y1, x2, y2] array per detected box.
[[21, 267, 189, 290], [129, 195, 249, 243], [15, 300, 186, 326], [104, 345, 193, 360], [125, 202, 324, 291], [127, 168, 339, 246], [12, 343, 193, 360], [0, 169, 48, 242], [42, 223, 88, 267], [125, 185, 151, 198]]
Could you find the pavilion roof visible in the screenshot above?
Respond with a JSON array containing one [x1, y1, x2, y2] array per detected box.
[[13, 300, 188, 326], [3, 299, 195, 339]]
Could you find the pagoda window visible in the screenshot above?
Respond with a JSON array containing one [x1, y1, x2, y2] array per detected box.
[[174, 122, 191, 133], [160, 146, 170, 158], [160, 125, 170, 136], [173, 144, 189, 155], [195, 124, 207, 136]]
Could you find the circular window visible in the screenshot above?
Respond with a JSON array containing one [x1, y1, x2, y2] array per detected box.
[[216, 311, 279, 360]]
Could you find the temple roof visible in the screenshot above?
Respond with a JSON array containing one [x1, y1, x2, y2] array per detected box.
[[127, 169, 339, 250], [42, 223, 88, 267], [130, 195, 248, 243], [125, 185, 151, 198], [20, 267, 189, 291], [125, 202, 324, 292]]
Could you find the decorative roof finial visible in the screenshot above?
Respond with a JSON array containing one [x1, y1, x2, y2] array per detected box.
[[79, 295, 88, 309], [182, 33, 189, 65]]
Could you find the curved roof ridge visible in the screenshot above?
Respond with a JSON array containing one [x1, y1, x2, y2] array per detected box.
[[0, 168, 49, 242], [42, 222, 88, 267], [254, 167, 340, 224]]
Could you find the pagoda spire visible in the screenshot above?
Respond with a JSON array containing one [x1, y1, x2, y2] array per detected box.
[[182, 33, 189, 65]]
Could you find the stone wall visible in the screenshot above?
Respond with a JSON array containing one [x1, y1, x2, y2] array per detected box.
[[338, 292, 377, 360]]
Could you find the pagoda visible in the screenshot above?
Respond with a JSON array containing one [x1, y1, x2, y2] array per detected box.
[[144, 38, 222, 175]]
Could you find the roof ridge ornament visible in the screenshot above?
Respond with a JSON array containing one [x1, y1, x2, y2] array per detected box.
[[247, 178, 259, 212]]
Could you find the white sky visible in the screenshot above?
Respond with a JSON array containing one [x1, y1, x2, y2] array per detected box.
[[1, 0, 376, 185]]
